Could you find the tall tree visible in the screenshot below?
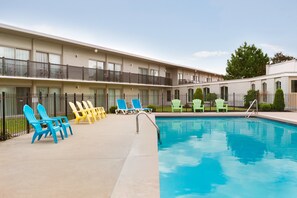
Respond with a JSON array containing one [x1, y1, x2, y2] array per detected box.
[[225, 42, 269, 80], [270, 52, 295, 64]]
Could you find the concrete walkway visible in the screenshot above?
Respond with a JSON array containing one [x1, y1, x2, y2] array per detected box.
[[1, 112, 297, 198], [0, 114, 159, 198]]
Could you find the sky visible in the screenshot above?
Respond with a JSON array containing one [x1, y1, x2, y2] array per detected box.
[[1, 0, 297, 74]]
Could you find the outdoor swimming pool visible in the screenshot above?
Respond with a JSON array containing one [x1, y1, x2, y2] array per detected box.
[[156, 117, 297, 198]]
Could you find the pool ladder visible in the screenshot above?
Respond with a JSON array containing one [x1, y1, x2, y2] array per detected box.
[[136, 111, 161, 144], [245, 99, 258, 118]]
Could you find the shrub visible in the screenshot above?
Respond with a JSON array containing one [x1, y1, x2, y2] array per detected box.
[[184, 103, 191, 108], [273, 89, 285, 111], [206, 93, 217, 106], [147, 105, 157, 112], [259, 103, 272, 111], [193, 88, 203, 102], [109, 106, 117, 113], [244, 89, 259, 108]]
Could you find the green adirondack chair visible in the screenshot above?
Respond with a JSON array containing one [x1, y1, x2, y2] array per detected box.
[[192, 99, 204, 112], [215, 99, 228, 112], [171, 99, 183, 112]]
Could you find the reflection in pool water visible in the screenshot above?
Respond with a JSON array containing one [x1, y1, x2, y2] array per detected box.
[[157, 117, 297, 198]]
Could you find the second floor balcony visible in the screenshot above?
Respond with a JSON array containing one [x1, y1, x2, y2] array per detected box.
[[0, 57, 172, 86]]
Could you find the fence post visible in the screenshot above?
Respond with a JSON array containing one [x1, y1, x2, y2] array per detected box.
[[39, 91, 42, 104], [53, 92, 57, 117], [123, 93, 125, 99], [82, 93, 84, 101], [2, 57, 4, 75], [2, 92, 6, 140], [66, 64, 69, 79], [65, 93, 68, 117], [106, 93, 109, 113], [26, 92, 30, 134], [185, 93, 188, 112], [74, 93, 76, 105], [94, 93, 97, 107], [233, 93, 235, 111], [162, 92, 164, 112]]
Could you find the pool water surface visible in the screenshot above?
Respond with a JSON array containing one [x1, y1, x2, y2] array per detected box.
[[156, 117, 297, 198]]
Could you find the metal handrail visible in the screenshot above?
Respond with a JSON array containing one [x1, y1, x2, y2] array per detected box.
[[245, 99, 258, 118], [136, 111, 161, 144]]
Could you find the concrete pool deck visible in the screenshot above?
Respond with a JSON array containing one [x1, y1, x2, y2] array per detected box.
[[1, 112, 297, 198]]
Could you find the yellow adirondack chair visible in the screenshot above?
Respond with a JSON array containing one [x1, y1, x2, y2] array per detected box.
[[69, 102, 94, 124]]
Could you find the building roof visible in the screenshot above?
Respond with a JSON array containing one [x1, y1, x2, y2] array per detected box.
[[0, 23, 223, 77]]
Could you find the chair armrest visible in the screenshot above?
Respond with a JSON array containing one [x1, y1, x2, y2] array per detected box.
[[53, 116, 69, 122]]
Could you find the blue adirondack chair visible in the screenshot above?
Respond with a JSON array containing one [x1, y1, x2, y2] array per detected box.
[[131, 98, 152, 113], [37, 103, 73, 138], [115, 99, 135, 114], [23, 104, 64, 144]]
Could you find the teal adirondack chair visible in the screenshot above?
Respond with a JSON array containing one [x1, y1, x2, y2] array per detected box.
[[192, 99, 204, 112], [171, 99, 183, 112], [23, 104, 64, 144], [37, 103, 73, 138], [215, 99, 228, 112]]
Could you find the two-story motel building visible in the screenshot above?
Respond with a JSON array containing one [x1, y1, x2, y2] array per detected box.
[[1, 23, 297, 114]]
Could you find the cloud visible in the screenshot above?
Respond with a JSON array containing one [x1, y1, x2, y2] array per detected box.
[[193, 50, 229, 58], [259, 43, 284, 54]]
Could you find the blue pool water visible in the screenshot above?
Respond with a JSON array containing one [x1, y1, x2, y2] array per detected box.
[[156, 117, 297, 198]]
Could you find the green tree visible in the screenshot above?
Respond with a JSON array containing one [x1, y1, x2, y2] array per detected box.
[[270, 52, 295, 64], [225, 42, 269, 80], [273, 89, 285, 111], [193, 88, 203, 101]]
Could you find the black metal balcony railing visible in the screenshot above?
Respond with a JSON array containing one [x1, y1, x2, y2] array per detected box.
[[0, 57, 172, 86], [178, 79, 197, 85]]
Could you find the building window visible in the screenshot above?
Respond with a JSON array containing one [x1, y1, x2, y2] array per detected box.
[[140, 90, 149, 106], [291, 80, 297, 93], [276, 81, 281, 89], [220, 86, 228, 101], [36, 52, 60, 64], [89, 60, 104, 70], [108, 63, 122, 82], [0, 46, 30, 60], [108, 89, 121, 107], [88, 60, 104, 80], [139, 68, 148, 75], [193, 75, 199, 83], [108, 63, 121, 71], [251, 83, 255, 90], [166, 72, 171, 78], [97, 88, 105, 107], [188, 88, 194, 102], [150, 69, 159, 76], [150, 90, 159, 105], [206, 78, 212, 82], [262, 82, 267, 102], [174, 89, 180, 99], [203, 87, 210, 100], [178, 73, 183, 80], [167, 90, 171, 102], [0, 46, 30, 77]]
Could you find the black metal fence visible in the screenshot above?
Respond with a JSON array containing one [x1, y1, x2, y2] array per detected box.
[[0, 57, 172, 86], [1, 91, 297, 141]]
